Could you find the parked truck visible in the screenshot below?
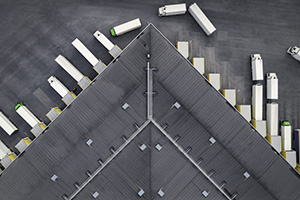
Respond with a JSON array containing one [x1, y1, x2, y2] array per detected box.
[[94, 30, 122, 58], [55, 55, 91, 89], [72, 38, 99, 67], [110, 18, 142, 37], [266, 103, 278, 136], [281, 121, 297, 167], [0, 111, 18, 135], [158, 3, 186, 17], [48, 76, 76, 105], [287, 46, 300, 61], [281, 121, 292, 151], [188, 3, 216, 36], [0, 140, 11, 159], [15, 103, 41, 128], [177, 41, 189, 59], [15, 103, 46, 137], [252, 84, 263, 120], [251, 54, 264, 81], [266, 73, 278, 100]]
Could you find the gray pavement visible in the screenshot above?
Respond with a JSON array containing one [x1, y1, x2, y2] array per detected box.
[[0, 0, 300, 154]]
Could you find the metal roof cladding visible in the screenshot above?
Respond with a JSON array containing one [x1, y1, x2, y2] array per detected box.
[[0, 24, 299, 200]]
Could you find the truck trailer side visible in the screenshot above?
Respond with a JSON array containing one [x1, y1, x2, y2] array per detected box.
[[266, 73, 278, 100], [266, 103, 278, 136], [252, 84, 263, 120], [0, 111, 18, 135], [110, 18, 142, 37], [188, 3, 216, 36]]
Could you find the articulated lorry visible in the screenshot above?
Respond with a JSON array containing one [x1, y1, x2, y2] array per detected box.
[[287, 46, 300, 61], [158, 3, 186, 17], [281, 121, 296, 167], [0, 111, 17, 135], [93, 31, 122, 58], [266, 103, 278, 136], [110, 18, 142, 37], [55, 55, 91, 89], [48, 76, 76, 105], [15, 103, 46, 137], [251, 54, 263, 81], [252, 84, 263, 120]]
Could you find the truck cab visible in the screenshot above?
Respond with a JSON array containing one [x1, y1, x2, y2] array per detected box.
[[287, 46, 300, 61], [158, 3, 186, 17], [251, 54, 264, 81]]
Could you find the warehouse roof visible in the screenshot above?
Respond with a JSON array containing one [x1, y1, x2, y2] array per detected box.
[[0, 24, 299, 200]]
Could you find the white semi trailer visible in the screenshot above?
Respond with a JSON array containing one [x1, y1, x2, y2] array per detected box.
[[252, 84, 263, 120], [72, 38, 106, 74], [158, 3, 186, 17], [110, 18, 142, 36], [281, 121, 296, 167], [266, 103, 278, 136], [15, 103, 46, 137], [0, 140, 11, 159], [281, 121, 292, 151], [0, 111, 18, 135], [177, 41, 189, 59], [48, 76, 76, 105], [72, 38, 99, 67], [251, 54, 263, 81], [93, 31, 122, 58], [55, 55, 91, 89], [188, 3, 216, 36], [287, 46, 300, 61], [266, 73, 278, 100]]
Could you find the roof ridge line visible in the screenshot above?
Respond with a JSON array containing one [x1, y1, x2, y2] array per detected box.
[[67, 119, 151, 200], [150, 119, 233, 200]]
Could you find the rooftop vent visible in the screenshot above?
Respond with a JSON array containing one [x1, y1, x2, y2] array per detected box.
[[86, 170, 92, 177], [97, 158, 103, 165], [232, 192, 238, 199], [122, 103, 129, 110], [139, 144, 147, 151], [174, 134, 181, 142], [134, 123, 140, 129], [92, 191, 99, 199], [109, 147, 115, 153], [186, 146, 192, 153], [174, 102, 181, 109], [86, 139, 93, 147], [51, 174, 58, 182], [197, 158, 203, 165], [209, 137, 216, 145], [158, 188, 165, 197], [74, 182, 80, 189], [202, 190, 209, 197], [243, 171, 250, 179], [138, 188, 145, 197], [220, 180, 227, 188], [155, 144, 162, 151], [121, 135, 127, 141], [147, 54, 150, 59], [162, 123, 169, 129], [208, 169, 215, 177]]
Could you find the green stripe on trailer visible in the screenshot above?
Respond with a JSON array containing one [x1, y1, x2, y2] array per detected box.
[[110, 28, 117, 37], [15, 102, 23, 110]]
